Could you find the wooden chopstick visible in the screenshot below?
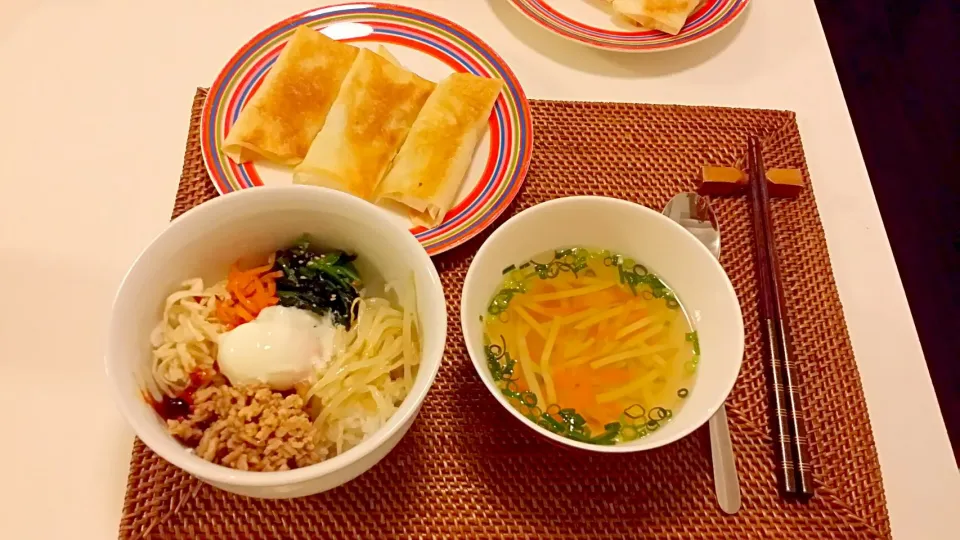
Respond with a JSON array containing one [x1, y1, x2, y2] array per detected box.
[[747, 136, 815, 497]]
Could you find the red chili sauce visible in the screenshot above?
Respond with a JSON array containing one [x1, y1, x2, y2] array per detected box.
[[143, 369, 213, 420]]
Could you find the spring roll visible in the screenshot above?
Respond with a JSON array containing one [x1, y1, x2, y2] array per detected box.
[[293, 49, 435, 199], [612, 0, 702, 35], [375, 45, 401, 65], [222, 27, 359, 166], [376, 73, 502, 228]]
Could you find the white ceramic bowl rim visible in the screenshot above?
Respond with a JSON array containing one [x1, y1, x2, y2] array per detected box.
[[106, 186, 446, 487], [460, 196, 744, 453]]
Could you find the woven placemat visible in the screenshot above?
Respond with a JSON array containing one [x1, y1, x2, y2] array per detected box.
[[120, 88, 890, 539]]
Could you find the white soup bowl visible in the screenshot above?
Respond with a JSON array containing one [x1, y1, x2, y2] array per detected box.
[[461, 196, 743, 452]]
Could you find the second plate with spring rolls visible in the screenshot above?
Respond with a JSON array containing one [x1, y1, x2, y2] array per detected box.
[[202, 6, 532, 255], [504, 1, 746, 52]]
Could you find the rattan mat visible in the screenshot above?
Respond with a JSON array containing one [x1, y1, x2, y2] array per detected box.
[[120, 89, 890, 539]]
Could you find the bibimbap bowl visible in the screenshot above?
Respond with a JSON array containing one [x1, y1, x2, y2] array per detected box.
[[106, 186, 446, 498]]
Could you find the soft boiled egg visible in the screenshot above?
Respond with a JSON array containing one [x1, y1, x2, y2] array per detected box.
[[217, 306, 337, 390]]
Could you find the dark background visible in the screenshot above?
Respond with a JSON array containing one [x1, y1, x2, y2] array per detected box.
[[813, 0, 959, 462]]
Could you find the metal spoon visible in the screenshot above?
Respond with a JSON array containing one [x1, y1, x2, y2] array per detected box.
[[663, 192, 742, 515]]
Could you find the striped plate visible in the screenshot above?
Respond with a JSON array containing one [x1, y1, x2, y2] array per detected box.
[[201, 3, 532, 256], [507, 0, 749, 52]]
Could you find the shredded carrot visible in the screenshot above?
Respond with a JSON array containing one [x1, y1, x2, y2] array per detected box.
[[216, 253, 281, 328]]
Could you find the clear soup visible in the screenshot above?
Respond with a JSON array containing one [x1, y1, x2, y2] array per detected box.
[[482, 247, 700, 445]]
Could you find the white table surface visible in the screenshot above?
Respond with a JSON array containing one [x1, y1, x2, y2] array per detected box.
[[0, 0, 956, 538]]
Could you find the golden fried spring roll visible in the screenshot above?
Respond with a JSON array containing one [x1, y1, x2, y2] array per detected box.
[[375, 45, 400, 65], [222, 27, 359, 165], [293, 49, 435, 199], [612, 0, 702, 35], [376, 73, 502, 228]]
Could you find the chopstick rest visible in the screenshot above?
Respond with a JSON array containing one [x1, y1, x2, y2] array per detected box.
[[699, 166, 805, 199]]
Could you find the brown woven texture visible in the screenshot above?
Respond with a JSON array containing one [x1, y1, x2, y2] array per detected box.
[[120, 88, 889, 539]]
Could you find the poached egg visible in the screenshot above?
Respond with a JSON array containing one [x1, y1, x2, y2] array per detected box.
[[217, 306, 337, 390]]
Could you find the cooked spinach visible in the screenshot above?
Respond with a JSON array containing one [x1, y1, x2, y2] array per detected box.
[[273, 235, 361, 327]]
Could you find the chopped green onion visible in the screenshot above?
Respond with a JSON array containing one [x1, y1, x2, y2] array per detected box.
[[624, 404, 646, 420], [538, 414, 566, 432], [685, 331, 701, 355]]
